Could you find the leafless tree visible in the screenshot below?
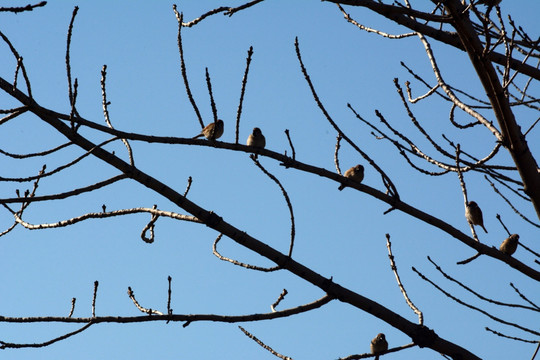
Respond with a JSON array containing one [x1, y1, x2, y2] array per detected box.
[[0, 1, 538, 359]]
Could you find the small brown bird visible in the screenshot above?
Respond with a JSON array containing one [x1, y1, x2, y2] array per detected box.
[[338, 165, 364, 191], [192, 119, 224, 140], [370, 333, 388, 360], [499, 234, 519, 255], [246, 127, 266, 148], [465, 201, 487, 233]]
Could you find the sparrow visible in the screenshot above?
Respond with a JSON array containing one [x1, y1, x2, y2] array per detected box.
[[499, 234, 519, 255], [192, 119, 224, 140], [465, 201, 487, 233], [370, 333, 388, 360], [246, 127, 266, 148], [338, 165, 364, 191]]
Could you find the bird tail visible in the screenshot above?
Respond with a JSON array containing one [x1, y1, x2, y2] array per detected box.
[[192, 134, 203, 139], [482, 225, 488, 233]]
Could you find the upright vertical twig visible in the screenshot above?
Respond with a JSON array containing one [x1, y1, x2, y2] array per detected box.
[[334, 133, 342, 175], [172, 7, 204, 128], [236, 46, 254, 144], [167, 276, 173, 316], [92, 281, 98, 318], [386, 234, 423, 325], [284, 129, 296, 161], [101, 65, 134, 165], [205, 67, 218, 124], [65, 6, 79, 127], [68, 298, 76, 318]]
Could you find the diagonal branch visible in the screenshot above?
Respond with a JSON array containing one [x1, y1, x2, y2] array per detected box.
[[1, 74, 537, 282], [442, 0, 540, 220], [326, 0, 540, 79]]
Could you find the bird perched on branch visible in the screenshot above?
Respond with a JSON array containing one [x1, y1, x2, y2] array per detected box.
[[370, 333, 388, 360], [246, 127, 266, 149], [465, 201, 487, 233], [338, 165, 364, 191], [192, 119, 224, 140], [499, 234, 519, 255]]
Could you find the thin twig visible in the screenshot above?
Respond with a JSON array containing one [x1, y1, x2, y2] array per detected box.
[[524, 116, 540, 137], [413, 267, 540, 336], [238, 326, 293, 360], [485, 327, 540, 344], [0, 140, 70, 158], [386, 234, 423, 324], [350, 104, 451, 176], [0, 322, 93, 349], [516, 241, 540, 258], [0, 1, 46, 13], [213, 234, 280, 272], [251, 154, 295, 256], [417, 32, 502, 140], [205, 67, 218, 124], [0, 137, 118, 183], [72, 78, 79, 123], [127, 287, 164, 316], [92, 281, 98, 317], [405, 80, 440, 104], [456, 144, 480, 242], [486, 176, 540, 228], [509, 283, 540, 310], [495, 213, 512, 236], [235, 46, 254, 144], [456, 252, 481, 265], [183, 176, 193, 197], [14, 206, 200, 230], [167, 276, 173, 316], [337, 3, 416, 39], [181, 0, 265, 27], [532, 341, 540, 360], [101, 65, 134, 166], [65, 6, 79, 127], [172, 8, 204, 128], [284, 129, 296, 161], [271, 289, 288, 312], [334, 133, 342, 175], [428, 257, 539, 312], [295, 37, 398, 198], [0, 174, 127, 205], [0, 106, 28, 126], [141, 204, 159, 243], [13, 57, 22, 94], [0, 294, 334, 325], [0, 30, 33, 98], [68, 298, 76, 318]]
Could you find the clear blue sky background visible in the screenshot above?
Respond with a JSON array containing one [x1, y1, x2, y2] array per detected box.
[[0, 1, 538, 359]]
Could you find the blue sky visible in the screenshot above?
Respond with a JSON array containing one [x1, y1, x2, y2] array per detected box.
[[0, 1, 539, 359]]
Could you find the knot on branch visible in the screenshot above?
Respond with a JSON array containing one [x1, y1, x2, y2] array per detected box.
[[279, 156, 295, 169], [205, 211, 223, 227], [411, 325, 438, 348]]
